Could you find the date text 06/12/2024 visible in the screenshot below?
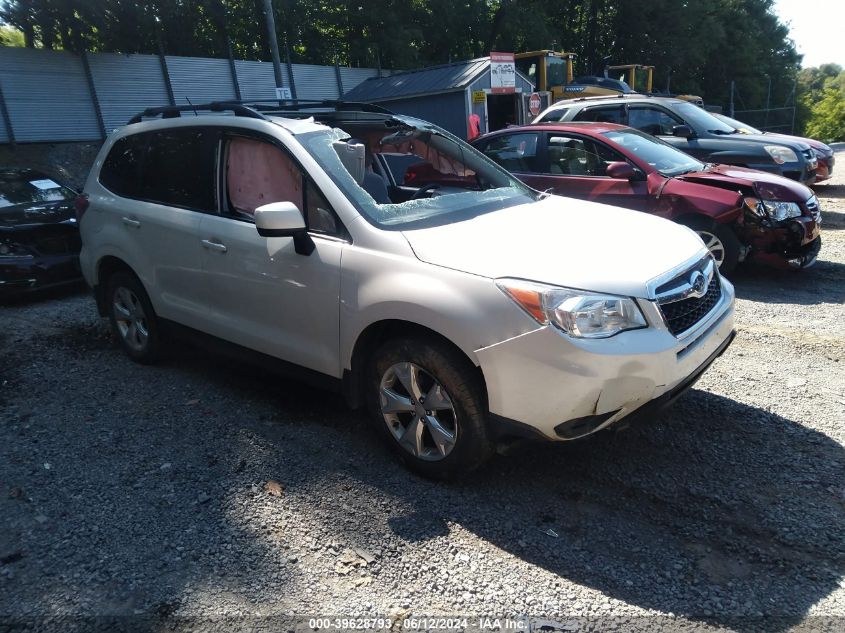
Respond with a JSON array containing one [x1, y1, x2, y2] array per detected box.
[[307, 618, 528, 630]]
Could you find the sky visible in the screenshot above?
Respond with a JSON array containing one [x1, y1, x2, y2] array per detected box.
[[773, 0, 845, 68]]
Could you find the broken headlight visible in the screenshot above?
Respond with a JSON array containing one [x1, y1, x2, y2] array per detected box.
[[743, 197, 802, 222]]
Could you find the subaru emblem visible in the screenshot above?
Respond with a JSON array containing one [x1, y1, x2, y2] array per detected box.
[[689, 270, 707, 298]]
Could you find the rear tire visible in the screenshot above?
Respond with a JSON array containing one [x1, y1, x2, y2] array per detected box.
[[366, 336, 493, 479], [680, 217, 741, 275], [106, 271, 160, 364]]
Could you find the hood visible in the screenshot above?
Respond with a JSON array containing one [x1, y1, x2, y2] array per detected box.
[[0, 201, 76, 228], [764, 132, 831, 154], [723, 132, 810, 152], [401, 195, 706, 298], [674, 164, 813, 202]]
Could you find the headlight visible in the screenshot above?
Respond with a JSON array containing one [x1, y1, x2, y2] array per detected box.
[[763, 145, 798, 165], [496, 279, 647, 338], [0, 239, 33, 258], [743, 196, 802, 221]]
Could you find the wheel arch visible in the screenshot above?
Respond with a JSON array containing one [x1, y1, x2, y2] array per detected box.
[[343, 319, 488, 412], [94, 256, 138, 316]]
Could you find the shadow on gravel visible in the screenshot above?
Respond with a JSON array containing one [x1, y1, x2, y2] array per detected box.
[[5, 333, 841, 632], [728, 257, 845, 305], [818, 207, 845, 230], [174, 346, 844, 631], [365, 389, 845, 632], [813, 183, 845, 200], [0, 281, 87, 307]]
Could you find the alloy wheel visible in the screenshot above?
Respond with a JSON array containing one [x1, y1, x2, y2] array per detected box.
[[697, 230, 726, 268], [112, 286, 149, 352], [379, 361, 458, 461]]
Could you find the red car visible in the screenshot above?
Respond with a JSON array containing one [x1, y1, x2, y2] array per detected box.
[[472, 122, 822, 273]]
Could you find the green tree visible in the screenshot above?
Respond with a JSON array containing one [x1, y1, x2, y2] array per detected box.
[[804, 87, 845, 142], [0, 23, 25, 45]]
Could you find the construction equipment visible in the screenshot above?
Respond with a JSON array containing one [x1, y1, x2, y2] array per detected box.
[[514, 50, 702, 105]]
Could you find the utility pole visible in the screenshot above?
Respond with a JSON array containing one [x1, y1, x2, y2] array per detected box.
[[729, 81, 735, 117], [763, 75, 772, 130], [261, 0, 285, 103]]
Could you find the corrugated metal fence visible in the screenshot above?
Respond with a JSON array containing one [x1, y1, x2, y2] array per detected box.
[[0, 47, 386, 144]]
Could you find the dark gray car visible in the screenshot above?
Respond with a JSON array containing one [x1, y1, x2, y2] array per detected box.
[[535, 96, 817, 185]]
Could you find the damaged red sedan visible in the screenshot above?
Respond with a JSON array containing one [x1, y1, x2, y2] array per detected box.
[[473, 122, 821, 274]]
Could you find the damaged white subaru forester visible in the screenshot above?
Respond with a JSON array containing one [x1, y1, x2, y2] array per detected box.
[[78, 103, 735, 479]]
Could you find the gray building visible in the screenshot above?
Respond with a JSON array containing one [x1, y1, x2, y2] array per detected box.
[[343, 57, 535, 139]]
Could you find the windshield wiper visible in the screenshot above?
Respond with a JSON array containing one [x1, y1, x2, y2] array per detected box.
[[709, 129, 738, 135]]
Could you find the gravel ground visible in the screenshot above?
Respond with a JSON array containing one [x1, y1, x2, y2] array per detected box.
[[1, 153, 844, 633]]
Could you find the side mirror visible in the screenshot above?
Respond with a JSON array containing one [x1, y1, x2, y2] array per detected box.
[[606, 161, 637, 180], [672, 124, 694, 138], [254, 202, 305, 237]]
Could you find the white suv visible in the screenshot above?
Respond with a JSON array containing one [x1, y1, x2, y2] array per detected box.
[[79, 102, 735, 478]]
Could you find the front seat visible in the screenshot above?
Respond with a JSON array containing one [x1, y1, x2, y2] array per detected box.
[[362, 171, 391, 204]]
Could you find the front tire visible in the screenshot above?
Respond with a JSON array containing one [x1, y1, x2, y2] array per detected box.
[[367, 336, 493, 479], [106, 271, 160, 364], [681, 217, 741, 275]]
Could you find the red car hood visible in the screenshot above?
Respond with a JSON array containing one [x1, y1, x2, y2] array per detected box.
[[674, 164, 813, 202]]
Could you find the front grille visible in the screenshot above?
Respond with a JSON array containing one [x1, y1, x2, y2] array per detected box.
[[659, 276, 722, 336], [805, 195, 821, 223]]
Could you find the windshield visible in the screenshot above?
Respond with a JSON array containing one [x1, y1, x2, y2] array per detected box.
[[546, 57, 567, 86], [0, 171, 73, 209], [603, 128, 704, 177], [673, 101, 736, 134], [715, 113, 762, 135], [299, 119, 537, 229]]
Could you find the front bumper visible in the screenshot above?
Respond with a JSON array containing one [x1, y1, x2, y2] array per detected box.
[[476, 279, 736, 440], [742, 215, 821, 270]]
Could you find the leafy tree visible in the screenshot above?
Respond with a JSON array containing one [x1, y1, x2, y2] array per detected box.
[[804, 87, 845, 142], [0, 23, 24, 45]]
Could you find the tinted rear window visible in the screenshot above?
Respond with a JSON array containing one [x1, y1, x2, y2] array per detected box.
[[538, 107, 569, 123], [99, 135, 145, 198], [574, 105, 626, 124], [140, 128, 218, 212]]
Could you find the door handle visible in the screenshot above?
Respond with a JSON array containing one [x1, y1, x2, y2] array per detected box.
[[122, 217, 141, 228], [201, 239, 228, 253]]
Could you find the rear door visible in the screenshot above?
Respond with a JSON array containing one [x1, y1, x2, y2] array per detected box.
[[96, 128, 217, 329]]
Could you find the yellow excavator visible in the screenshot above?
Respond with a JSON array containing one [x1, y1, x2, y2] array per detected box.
[[514, 51, 702, 104]]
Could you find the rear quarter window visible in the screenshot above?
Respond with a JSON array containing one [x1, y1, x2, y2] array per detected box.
[[538, 108, 569, 123], [99, 135, 146, 198], [574, 105, 626, 124]]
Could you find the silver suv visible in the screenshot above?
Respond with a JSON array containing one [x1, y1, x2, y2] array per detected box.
[[79, 102, 735, 478]]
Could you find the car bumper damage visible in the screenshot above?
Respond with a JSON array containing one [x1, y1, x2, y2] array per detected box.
[[741, 214, 821, 270], [476, 281, 736, 440]]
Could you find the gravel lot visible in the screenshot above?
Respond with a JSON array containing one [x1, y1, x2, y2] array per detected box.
[[1, 151, 844, 632]]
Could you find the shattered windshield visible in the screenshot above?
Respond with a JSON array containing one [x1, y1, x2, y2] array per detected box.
[[298, 120, 538, 229]]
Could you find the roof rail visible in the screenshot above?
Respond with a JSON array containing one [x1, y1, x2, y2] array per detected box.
[[228, 99, 395, 115], [127, 102, 268, 124], [127, 100, 394, 125]]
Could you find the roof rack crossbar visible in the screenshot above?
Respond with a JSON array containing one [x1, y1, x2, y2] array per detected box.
[[127, 102, 268, 125]]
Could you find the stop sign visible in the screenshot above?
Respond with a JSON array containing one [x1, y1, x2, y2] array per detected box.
[[528, 92, 542, 116]]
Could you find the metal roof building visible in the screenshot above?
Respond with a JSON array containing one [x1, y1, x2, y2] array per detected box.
[[343, 57, 535, 139]]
